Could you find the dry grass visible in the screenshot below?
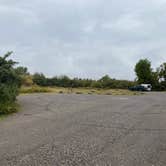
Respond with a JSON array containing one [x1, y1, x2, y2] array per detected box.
[[20, 86, 143, 96]]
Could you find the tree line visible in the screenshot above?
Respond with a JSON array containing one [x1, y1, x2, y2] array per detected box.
[[0, 52, 166, 114], [22, 59, 166, 91], [32, 74, 135, 89]]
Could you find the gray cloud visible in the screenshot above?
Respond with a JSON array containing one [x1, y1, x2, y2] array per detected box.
[[1, 0, 166, 80]]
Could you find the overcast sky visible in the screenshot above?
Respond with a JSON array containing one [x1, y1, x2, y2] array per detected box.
[[1, 0, 166, 80]]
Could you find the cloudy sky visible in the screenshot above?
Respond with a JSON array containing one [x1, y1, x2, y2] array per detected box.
[[1, 0, 166, 80]]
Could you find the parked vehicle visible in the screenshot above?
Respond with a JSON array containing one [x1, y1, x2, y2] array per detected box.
[[129, 84, 152, 91], [140, 84, 152, 91]]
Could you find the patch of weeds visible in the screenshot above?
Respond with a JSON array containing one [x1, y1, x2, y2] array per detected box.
[[76, 92, 83, 94], [105, 92, 112, 95], [20, 86, 143, 96], [0, 114, 8, 121], [20, 86, 53, 93], [0, 102, 20, 120]]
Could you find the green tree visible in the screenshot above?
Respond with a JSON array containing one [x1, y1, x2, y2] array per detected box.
[[159, 63, 166, 81], [91, 81, 102, 88], [15, 66, 32, 86], [0, 52, 21, 114], [135, 59, 153, 84], [58, 75, 71, 87], [33, 73, 47, 86], [99, 75, 111, 88], [151, 71, 160, 90], [158, 63, 166, 90], [15, 66, 29, 76]]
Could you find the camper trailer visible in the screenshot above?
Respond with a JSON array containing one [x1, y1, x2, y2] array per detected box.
[[129, 84, 152, 91], [141, 84, 152, 91]]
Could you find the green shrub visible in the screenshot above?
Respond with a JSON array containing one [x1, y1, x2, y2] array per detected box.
[[0, 52, 21, 114], [0, 102, 19, 115]]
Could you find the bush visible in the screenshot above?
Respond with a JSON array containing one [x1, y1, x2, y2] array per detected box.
[[33, 73, 47, 86], [22, 75, 33, 87], [0, 52, 21, 114], [0, 102, 19, 114]]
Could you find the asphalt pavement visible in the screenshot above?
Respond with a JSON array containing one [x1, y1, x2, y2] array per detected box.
[[0, 92, 166, 166]]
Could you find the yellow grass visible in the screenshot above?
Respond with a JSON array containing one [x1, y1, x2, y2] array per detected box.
[[20, 86, 143, 96]]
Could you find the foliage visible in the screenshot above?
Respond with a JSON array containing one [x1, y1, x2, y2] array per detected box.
[[135, 59, 166, 91], [159, 63, 166, 81], [15, 66, 33, 87], [99, 75, 112, 88], [15, 66, 29, 76], [33, 73, 47, 86], [22, 75, 33, 87], [0, 52, 21, 114], [135, 59, 153, 84], [158, 63, 166, 90], [32, 73, 135, 89]]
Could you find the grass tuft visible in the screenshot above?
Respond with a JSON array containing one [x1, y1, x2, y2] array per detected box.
[[0, 102, 20, 119], [76, 92, 83, 94]]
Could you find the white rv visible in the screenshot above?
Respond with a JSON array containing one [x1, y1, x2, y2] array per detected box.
[[141, 84, 152, 91]]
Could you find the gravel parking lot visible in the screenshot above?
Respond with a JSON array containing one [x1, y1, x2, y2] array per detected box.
[[0, 92, 166, 166]]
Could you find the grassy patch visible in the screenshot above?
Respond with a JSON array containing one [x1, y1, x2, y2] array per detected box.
[[0, 114, 8, 120], [0, 102, 20, 120], [20, 86, 53, 94], [20, 86, 143, 96]]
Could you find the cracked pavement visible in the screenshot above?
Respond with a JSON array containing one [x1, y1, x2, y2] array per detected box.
[[0, 92, 166, 166]]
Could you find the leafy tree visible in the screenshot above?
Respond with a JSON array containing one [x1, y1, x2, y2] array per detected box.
[[159, 63, 166, 81], [58, 75, 71, 87], [150, 71, 160, 90], [0, 52, 21, 114], [15, 66, 29, 76], [135, 59, 153, 84], [99, 75, 111, 88], [81, 79, 93, 87], [50, 77, 59, 86], [33, 73, 47, 86], [91, 81, 102, 88], [15, 66, 32, 86], [70, 78, 83, 88], [158, 63, 166, 90]]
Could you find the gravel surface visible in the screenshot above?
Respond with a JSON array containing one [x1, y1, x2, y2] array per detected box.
[[0, 92, 166, 166]]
